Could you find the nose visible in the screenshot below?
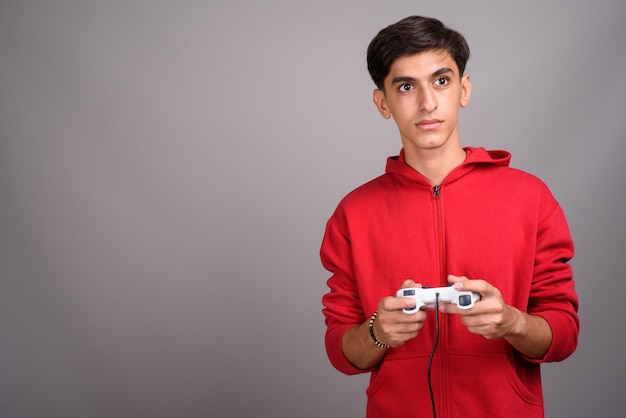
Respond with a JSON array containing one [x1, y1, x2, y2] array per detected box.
[[419, 87, 437, 113]]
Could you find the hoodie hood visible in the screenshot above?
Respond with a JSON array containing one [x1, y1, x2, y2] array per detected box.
[[385, 146, 511, 186]]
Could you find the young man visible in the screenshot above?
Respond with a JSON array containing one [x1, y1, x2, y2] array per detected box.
[[321, 15, 579, 418]]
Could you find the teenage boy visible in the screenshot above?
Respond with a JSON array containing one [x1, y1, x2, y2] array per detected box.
[[321, 15, 579, 418]]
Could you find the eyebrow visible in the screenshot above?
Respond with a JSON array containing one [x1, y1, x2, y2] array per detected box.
[[391, 67, 455, 85]]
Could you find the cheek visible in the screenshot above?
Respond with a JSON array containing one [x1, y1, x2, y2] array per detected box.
[[391, 104, 416, 122]]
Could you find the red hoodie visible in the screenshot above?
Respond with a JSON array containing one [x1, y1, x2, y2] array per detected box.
[[321, 147, 579, 418]]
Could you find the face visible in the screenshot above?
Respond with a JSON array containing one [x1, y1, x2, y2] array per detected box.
[[373, 49, 471, 157]]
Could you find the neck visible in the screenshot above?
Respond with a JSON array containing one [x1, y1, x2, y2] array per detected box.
[[403, 144, 467, 186]]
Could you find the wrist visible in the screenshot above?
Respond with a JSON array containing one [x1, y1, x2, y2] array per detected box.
[[368, 312, 390, 349], [507, 306, 528, 338], [503, 309, 552, 359], [502, 306, 532, 346]]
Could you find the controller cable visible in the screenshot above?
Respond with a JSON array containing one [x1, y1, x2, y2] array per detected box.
[[427, 293, 441, 418]]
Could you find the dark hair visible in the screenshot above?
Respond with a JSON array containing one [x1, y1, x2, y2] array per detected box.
[[366, 15, 470, 90]]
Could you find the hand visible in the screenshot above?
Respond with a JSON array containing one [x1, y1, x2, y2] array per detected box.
[[374, 279, 428, 347], [441, 274, 524, 340]]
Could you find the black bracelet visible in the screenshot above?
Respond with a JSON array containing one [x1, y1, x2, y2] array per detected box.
[[368, 312, 390, 349]]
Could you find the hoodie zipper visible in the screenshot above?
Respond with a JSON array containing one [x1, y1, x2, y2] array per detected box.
[[433, 184, 449, 417], [433, 185, 445, 283]]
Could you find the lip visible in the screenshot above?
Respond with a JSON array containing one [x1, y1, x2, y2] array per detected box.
[[416, 119, 443, 130]]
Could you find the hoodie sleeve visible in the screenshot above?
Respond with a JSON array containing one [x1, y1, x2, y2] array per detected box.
[[526, 202, 579, 363], [320, 214, 372, 375]]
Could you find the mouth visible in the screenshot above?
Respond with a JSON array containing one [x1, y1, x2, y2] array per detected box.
[[416, 119, 443, 131]]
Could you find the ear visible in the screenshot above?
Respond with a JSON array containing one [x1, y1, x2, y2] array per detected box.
[[373, 89, 391, 119], [460, 74, 472, 108]]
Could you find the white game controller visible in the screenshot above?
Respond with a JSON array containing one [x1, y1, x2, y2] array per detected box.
[[396, 285, 480, 314]]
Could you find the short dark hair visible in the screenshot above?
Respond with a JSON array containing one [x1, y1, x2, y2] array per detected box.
[[366, 15, 471, 90]]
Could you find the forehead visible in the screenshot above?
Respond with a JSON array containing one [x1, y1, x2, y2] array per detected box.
[[386, 49, 459, 80]]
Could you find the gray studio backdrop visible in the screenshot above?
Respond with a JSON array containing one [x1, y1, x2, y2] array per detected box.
[[1, 1, 624, 417]]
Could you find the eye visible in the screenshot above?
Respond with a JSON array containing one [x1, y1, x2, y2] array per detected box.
[[434, 77, 449, 87], [398, 83, 414, 92]]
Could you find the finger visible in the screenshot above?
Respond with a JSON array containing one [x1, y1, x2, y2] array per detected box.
[[450, 277, 492, 298], [379, 295, 419, 312], [385, 310, 428, 327], [399, 278, 421, 289], [439, 303, 461, 314], [394, 280, 424, 312], [375, 309, 427, 344], [447, 274, 468, 284], [439, 301, 480, 315]]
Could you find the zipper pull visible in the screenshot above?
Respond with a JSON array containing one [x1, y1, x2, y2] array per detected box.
[[433, 185, 441, 199]]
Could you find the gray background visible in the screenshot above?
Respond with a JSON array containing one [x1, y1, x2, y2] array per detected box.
[[0, 0, 624, 417]]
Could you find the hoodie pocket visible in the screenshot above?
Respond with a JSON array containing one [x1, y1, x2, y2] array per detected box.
[[365, 352, 544, 418], [447, 352, 544, 415], [365, 355, 432, 418]]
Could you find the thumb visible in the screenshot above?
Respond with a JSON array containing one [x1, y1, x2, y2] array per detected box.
[[447, 274, 468, 286], [400, 278, 419, 289]]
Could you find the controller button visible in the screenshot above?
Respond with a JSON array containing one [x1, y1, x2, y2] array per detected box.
[[459, 295, 472, 306]]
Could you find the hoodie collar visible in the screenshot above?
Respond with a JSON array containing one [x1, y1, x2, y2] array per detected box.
[[385, 147, 511, 186]]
